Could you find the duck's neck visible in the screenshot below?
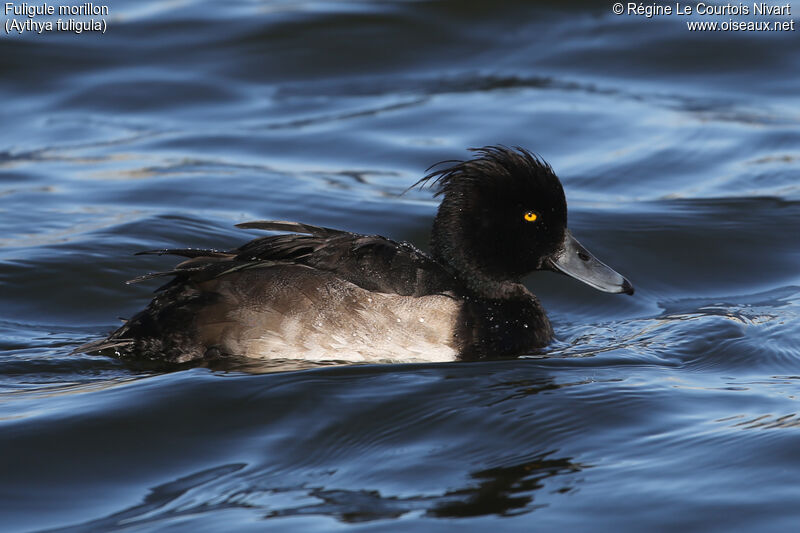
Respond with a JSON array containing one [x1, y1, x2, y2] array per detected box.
[[460, 272, 529, 300], [431, 220, 525, 300]]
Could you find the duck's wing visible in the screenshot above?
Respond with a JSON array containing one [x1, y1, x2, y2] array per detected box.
[[233, 220, 460, 296], [134, 220, 459, 297]]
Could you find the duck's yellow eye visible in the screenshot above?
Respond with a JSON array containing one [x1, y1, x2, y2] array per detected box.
[[523, 211, 538, 222]]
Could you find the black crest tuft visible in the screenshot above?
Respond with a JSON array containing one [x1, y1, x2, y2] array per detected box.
[[412, 145, 554, 197]]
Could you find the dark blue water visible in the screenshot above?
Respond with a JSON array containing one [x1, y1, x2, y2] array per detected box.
[[2, 1, 800, 531]]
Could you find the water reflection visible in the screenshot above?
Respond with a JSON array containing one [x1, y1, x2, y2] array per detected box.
[[428, 453, 585, 518], [267, 452, 584, 522], [36, 452, 585, 529]]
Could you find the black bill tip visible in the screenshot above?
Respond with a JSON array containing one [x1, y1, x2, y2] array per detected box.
[[621, 278, 635, 296]]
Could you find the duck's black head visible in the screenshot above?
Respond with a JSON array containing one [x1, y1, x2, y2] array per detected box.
[[416, 146, 633, 299]]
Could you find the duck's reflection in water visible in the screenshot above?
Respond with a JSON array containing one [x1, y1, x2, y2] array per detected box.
[[265, 451, 586, 522], [428, 452, 585, 518]]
